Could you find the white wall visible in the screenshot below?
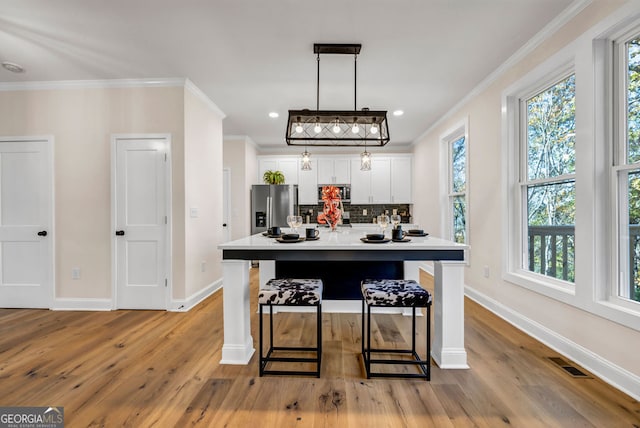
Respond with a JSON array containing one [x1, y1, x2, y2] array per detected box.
[[0, 85, 185, 301], [0, 82, 224, 308], [223, 136, 258, 240], [183, 88, 224, 299], [412, 0, 640, 395]]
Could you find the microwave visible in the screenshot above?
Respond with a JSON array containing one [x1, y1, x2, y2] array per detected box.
[[318, 184, 350, 203]]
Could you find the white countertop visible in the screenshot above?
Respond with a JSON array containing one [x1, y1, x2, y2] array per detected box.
[[219, 227, 467, 251]]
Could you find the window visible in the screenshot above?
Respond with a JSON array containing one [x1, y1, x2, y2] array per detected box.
[[504, 62, 576, 295], [450, 136, 467, 243], [614, 31, 640, 305], [523, 74, 576, 283], [441, 122, 468, 245], [503, 7, 640, 330]]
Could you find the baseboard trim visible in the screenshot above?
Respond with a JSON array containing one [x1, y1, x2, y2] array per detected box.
[[169, 278, 222, 312], [52, 298, 113, 311], [465, 285, 640, 401]]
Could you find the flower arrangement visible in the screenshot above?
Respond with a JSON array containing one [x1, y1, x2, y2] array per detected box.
[[317, 185, 342, 231]]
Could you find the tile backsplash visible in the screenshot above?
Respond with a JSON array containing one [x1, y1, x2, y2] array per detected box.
[[299, 203, 412, 224]]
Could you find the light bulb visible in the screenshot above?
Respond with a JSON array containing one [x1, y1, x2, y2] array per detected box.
[[295, 123, 303, 134], [370, 123, 378, 134], [352, 123, 360, 134], [314, 123, 322, 134], [333, 122, 341, 134]]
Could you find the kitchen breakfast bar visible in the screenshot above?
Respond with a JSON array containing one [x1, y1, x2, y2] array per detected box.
[[218, 228, 469, 369]]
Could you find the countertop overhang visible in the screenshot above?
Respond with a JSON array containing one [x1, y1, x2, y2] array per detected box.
[[219, 229, 467, 262]]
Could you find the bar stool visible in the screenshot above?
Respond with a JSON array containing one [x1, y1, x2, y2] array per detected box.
[[258, 278, 323, 377], [361, 279, 432, 380]]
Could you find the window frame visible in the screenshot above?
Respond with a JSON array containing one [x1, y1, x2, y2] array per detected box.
[[520, 71, 577, 288], [610, 23, 640, 313], [504, 61, 577, 299], [440, 118, 469, 248]]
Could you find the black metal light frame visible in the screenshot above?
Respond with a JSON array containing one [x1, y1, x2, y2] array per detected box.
[[285, 43, 390, 147]]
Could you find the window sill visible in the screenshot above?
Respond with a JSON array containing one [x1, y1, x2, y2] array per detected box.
[[503, 269, 576, 304]]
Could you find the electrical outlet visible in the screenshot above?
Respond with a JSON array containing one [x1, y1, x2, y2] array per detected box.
[[72, 268, 81, 280], [483, 265, 490, 278], [201, 261, 206, 272], [363, 209, 367, 216]]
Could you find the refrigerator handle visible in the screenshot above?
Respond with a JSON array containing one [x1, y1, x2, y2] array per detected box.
[[266, 196, 272, 229]]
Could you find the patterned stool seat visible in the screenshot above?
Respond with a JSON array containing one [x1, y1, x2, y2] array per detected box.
[[259, 278, 323, 306], [361, 279, 432, 307]]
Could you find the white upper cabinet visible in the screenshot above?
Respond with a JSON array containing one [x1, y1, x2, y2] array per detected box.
[[317, 158, 350, 184], [257, 157, 299, 184], [298, 159, 318, 205], [350, 158, 391, 204], [390, 157, 412, 203], [256, 154, 411, 204]]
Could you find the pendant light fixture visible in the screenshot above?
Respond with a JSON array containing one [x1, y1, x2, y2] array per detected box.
[[301, 149, 312, 170], [360, 139, 371, 171], [286, 44, 390, 147]]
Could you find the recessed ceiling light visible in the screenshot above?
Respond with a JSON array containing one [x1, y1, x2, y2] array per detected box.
[[268, 112, 279, 118], [393, 110, 404, 117], [2, 61, 25, 73]]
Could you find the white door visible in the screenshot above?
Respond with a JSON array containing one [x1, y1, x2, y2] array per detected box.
[[114, 137, 169, 309], [0, 138, 53, 308]]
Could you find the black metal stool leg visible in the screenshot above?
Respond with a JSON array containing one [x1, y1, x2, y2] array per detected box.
[[427, 303, 431, 381], [317, 303, 322, 377], [259, 304, 264, 376], [411, 307, 416, 354], [366, 302, 371, 378]]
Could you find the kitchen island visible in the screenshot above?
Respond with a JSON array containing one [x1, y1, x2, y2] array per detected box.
[[218, 228, 469, 369]]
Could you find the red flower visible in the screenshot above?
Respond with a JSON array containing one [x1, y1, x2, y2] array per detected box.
[[317, 185, 342, 227]]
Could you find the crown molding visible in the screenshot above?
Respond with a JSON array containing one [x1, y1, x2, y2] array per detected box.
[[0, 76, 226, 118], [0, 77, 188, 92], [412, 0, 593, 145], [184, 78, 226, 119]]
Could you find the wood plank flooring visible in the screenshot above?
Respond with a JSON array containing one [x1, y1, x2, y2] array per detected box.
[[0, 269, 638, 427]]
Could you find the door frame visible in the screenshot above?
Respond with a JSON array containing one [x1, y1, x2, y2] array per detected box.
[[110, 134, 172, 310], [0, 135, 55, 308], [223, 167, 231, 242]]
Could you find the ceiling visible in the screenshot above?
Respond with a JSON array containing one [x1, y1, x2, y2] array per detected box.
[[0, 0, 577, 149]]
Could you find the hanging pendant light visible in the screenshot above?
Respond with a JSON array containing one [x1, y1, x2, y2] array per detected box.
[[360, 150, 371, 171], [361, 136, 371, 171], [285, 44, 390, 147], [301, 149, 312, 170]]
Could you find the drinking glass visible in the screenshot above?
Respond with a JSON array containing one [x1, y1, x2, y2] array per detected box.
[[286, 215, 294, 232], [377, 215, 389, 235], [292, 215, 303, 233], [391, 214, 401, 229]]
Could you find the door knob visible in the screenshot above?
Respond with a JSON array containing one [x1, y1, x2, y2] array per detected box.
[[222, 223, 227, 227], [115, 230, 125, 236], [37, 230, 47, 237]]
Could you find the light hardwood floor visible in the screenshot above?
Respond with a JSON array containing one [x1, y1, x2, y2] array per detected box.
[[0, 269, 638, 427]]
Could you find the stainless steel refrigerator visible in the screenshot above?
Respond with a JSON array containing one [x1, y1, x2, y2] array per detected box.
[[251, 184, 298, 234]]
